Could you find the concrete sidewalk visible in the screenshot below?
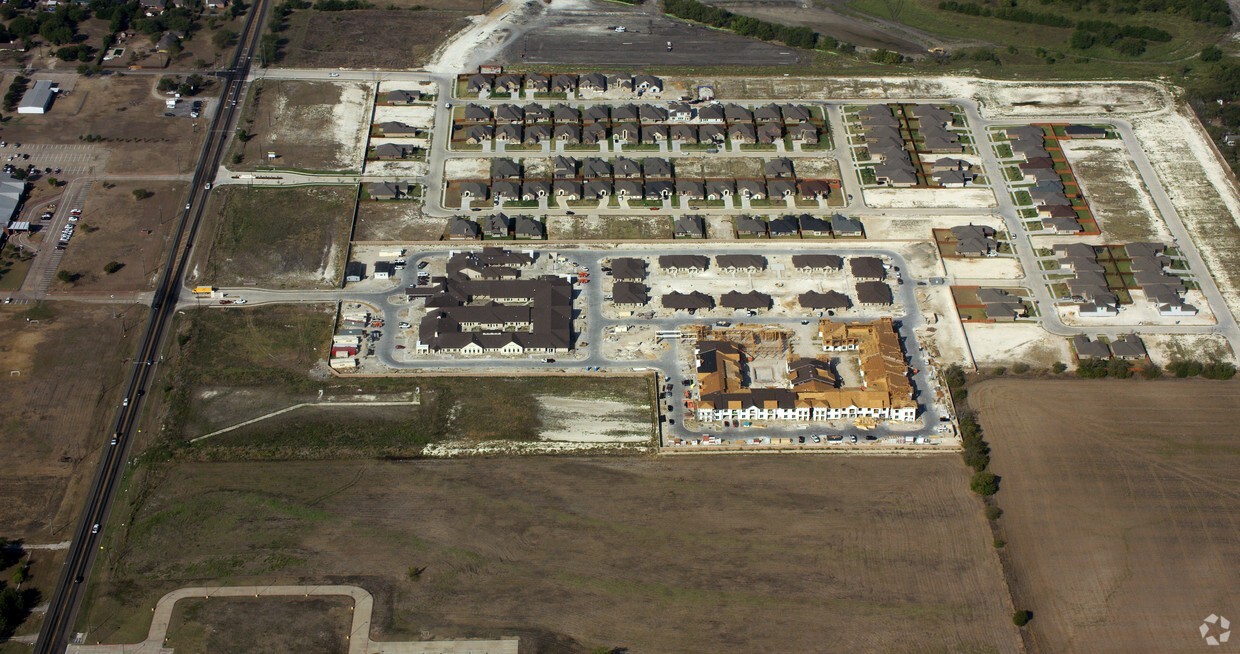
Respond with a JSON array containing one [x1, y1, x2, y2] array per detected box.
[[68, 584, 517, 654]]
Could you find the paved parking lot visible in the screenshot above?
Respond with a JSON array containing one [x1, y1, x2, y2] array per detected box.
[[2, 143, 109, 175]]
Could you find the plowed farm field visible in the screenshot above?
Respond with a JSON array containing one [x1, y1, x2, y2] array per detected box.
[[972, 379, 1240, 654], [82, 456, 1021, 653]]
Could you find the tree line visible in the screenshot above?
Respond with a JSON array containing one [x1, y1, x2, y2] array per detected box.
[[938, 0, 1176, 55], [663, 0, 821, 50]]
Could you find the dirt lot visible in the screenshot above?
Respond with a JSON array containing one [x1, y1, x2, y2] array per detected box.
[[158, 304, 652, 460], [355, 200, 439, 241], [190, 186, 355, 289], [0, 302, 145, 539], [973, 379, 1240, 654], [82, 455, 1021, 652], [164, 597, 351, 654], [50, 182, 187, 293], [230, 80, 371, 172], [0, 75, 207, 175], [1060, 140, 1168, 243], [501, 0, 805, 67], [280, 7, 471, 69]]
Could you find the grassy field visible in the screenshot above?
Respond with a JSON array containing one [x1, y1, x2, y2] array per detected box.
[[157, 304, 653, 460], [972, 379, 1240, 653], [191, 186, 355, 289], [164, 597, 352, 653], [80, 455, 1022, 652]]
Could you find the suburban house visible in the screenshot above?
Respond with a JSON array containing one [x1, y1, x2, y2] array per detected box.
[[977, 288, 1027, 321], [495, 124, 523, 143], [372, 143, 413, 160], [734, 215, 767, 238], [525, 73, 550, 93], [798, 180, 832, 200], [781, 104, 813, 123], [767, 215, 798, 237], [1065, 124, 1107, 139], [633, 74, 663, 94], [728, 123, 756, 144], [765, 157, 795, 178], [670, 124, 698, 143], [378, 121, 418, 136], [523, 124, 552, 144], [482, 213, 511, 239], [614, 179, 644, 198], [705, 179, 734, 199], [553, 180, 582, 199], [492, 158, 521, 179], [583, 123, 609, 144], [464, 125, 493, 144], [446, 217, 480, 240], [830, 214, 864, 237], [644, 158, 673, 178], [495, 74, 523, 93], [513, 215, 544, 239], [950, 224, 998, 257], [1073, 335, 1111, 359], [789, 123, 819, 144], [522, 103, 550, 123], [552, 103, 580, 123], [459, 182, 490, 200], [387, 90, 421, 105], [553, 156, 578, 178], [583, 179, 613, 198], [551, 74, 577, 93], [673, 215, 706, 238], [368, 181, 410, 200], [521, 181, 550, 200], [554, 124, 581, 143], [798, 214, 832, 237], [613, 157, 642, 178], [736, 179, 765, 199], [582, 158, 612, 178], [466, 74, 493, 94], [676, 180, 705, 199]]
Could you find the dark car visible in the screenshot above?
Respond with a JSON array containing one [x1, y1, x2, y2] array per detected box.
[[417, 261, 429, 269]]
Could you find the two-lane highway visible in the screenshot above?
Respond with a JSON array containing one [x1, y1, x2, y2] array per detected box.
[[33, 0, 273, 650]]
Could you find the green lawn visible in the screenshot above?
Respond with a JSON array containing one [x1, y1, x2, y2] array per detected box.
[[0, 242, 35, 291]]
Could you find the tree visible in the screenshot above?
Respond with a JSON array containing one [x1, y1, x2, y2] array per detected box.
[[1013, 610, 1032, 627], [1076, 359, 1109, 378], [992, 366, 1007, 376], [1201, 45, 1223, 61], [1201, 361, 1236, 380], [985, 505, 1003, 520], [1167, 359, 1203, 378], [1051, 361, 1067, 374], [1140, 364, 1162, 379], [47, 177, 58, 187], [132, 188, 152, 200], [1011, 362, 1030, 374], [56, 270, 76, 284], [212, 28, 238, 49], [1107, 358, 1133, 379], [104, 261, 123, 274], [970, 471, 999, 496]]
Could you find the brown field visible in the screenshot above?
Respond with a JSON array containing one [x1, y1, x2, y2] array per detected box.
[[279, 8, 470, 69], [81, 455, 1020, 652], [355, 200, 437, 241], [190, 186, 355, 289], [229, 80, 371, 172], [973, 379, 1240, 654], [163, 597, 351, 653], [51, 182, 187, 293], [1, 75, 208, 175], [0, 302, 145, 539]]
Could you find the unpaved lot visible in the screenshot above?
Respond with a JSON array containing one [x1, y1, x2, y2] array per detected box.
[[83, 455, 1021, 652], [0, 303, 145, 539], [51, 182, 187, 293], [191, 186, 355, 289], [1060, 139, 1168, 243], [280, 7, 471, 69], [230, 80, 371, 172], [164, 597, 351, 654], [355, 200, 437, 241], [973, 379, 1240, 654]]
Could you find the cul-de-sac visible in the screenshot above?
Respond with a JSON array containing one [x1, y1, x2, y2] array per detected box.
[[0, 0, 1236, 651]]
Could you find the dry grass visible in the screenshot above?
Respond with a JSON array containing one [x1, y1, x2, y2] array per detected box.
[[164, 597, 352, 653], [82, 455, 1020, 652], [51, 182, 187, 293], [279, 9, 470, 69], [0, 302, 146, 539], [972, 378, 1240, 654], [230, 80, 370, 172], [354, 200, 437, 241], [191, 186, 356, 289], [2, 75, 207, 175]]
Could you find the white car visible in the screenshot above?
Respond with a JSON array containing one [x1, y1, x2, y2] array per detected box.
[[328, 72, 340, 77]]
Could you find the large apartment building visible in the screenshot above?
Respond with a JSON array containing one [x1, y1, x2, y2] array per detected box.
[[694, 319, 917, 424], [408, 248, 573, 354]]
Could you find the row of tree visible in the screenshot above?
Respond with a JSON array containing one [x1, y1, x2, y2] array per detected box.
[[663, 0, 819, 50]]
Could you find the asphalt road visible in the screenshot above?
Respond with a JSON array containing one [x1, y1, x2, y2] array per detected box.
[[31, 0, 272, 650]]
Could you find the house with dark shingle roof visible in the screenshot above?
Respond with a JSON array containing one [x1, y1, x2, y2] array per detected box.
[[1073, 335, 1111, 359], [856, 281, 893, 306], [764, 157, 794, 178], [721, 291, 772, 310], [734, 215, 767, 238], [387, 90, 421, 105], [663, 291, 714, 311], [673, 216, 706, 239], [798, 214, 832, 237], [554, 124, 581, 143], [792, 254, 844, 272], [610, 257, 647, 281], [446, 217, 480, 240], [482, 213, 512, 239], [491, 158, 521, 179], [613, 282, 648, 307], [850, 256, 886, 280], [799, 290, 850, 310], [552, 103, 580, 123]]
